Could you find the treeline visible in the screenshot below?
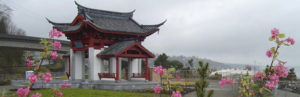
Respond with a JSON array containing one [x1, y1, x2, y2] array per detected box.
[[0, 4, 26, 74]]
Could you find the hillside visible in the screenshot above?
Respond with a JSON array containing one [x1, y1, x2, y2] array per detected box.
[[148, 54, 246, 70]]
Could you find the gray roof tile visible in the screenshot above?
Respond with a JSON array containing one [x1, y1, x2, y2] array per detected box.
[[97, 40, 135, 56], [47, 2, 165, 34]]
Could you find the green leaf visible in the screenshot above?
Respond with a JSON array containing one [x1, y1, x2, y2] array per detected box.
[[168, 68, 175, 72], [40, 52, 45, 58], [263, 87, 272, 93], [259, 88, 263, 93], [284, 43, 290, 46], [278, 33, 285, 38], [40, 38, 48, 45], [271, 47, 276, 50], [1, 89, 6, 97], [269, 37, 274, 41]]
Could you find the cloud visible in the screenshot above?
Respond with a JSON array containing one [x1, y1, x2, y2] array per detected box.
[[4, 0, 300, 66]]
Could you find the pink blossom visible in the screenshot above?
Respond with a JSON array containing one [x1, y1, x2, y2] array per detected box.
[[265, 81, 275, 90], [270, 73, 279, 83], [219, 77, 233, 87], [26, 59, 33, 67], [286, 37, 295, 45], [277, 59, 287, 65], [172, 91, 182, 97], [153, 84, 162, 94], [53, 89, 63, 97], [50, 51, 58, 59], [266, 50, 274, 58], [274, 64, 288, 77], [61, 82, 70, 88], [252, 92, 255, 96], [49, 28, 63, 38], [52, 41, 62, 50], [271, 28, 279, 39], [42, 72, 52, 83], [176, 75, 181, 81], [253, 72, 265, 81], [58, 91, 63, 97], [31, 93, 42, 97], [29, 74, 38, 83], [16, 88, 30, 97], [153, 65, 167, 76]]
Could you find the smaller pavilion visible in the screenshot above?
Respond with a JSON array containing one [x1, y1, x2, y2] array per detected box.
[[48, 2, 165, 83]]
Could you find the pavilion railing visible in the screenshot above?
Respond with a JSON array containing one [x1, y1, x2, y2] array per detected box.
[[98, 73, 116, 80], [131, 73, 145, 78]]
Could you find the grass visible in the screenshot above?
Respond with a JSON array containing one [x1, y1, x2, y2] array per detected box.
[[27, 88, 169, 97]]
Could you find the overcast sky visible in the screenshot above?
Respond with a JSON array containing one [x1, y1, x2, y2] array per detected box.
[[2, 0, 300, 67]]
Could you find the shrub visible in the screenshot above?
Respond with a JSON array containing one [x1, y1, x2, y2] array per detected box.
[[61, 76, 68, 80], [0, 79, 11, 85], [145, 88, 153, 92], [174, 86, 183, 92]]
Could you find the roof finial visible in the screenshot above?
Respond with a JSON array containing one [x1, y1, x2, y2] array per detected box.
[[156, 19, 167, 27]]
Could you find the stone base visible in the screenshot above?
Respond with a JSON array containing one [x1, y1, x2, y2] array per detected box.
[[11, 80, 158, 91]]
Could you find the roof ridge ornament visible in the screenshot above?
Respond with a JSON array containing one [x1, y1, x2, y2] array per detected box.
[[141, 20, 167, 27], [46, 18, 71, 25], [74, 1, 134, 19]]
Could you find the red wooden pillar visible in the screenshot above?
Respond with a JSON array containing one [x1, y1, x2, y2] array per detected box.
[[115, 57, 119, 81], [145, 57, 149, 80]]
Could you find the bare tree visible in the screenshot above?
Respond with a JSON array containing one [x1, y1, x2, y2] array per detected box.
[[0, 3, 25, 35]]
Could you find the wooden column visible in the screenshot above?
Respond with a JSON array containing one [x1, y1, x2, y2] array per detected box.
[[145, 57, 149, 80], [115, 57, 119, 81]]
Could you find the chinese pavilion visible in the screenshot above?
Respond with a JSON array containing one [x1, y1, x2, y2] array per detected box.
[[47, 2, 165, 81]]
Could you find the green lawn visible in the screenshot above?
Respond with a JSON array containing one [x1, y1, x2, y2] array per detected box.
[[28, 88, 169, 97]]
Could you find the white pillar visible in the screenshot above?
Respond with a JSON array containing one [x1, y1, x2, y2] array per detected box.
[[110, 58, 116, 73], [138, 59, 142, 73], [88, 47, 103, 80], [118, 58, 122, 80], [128, 58, 132, 80], [64, 58, 69, 74], [131, 58, 139, 74], [71, 50, 83, 80]]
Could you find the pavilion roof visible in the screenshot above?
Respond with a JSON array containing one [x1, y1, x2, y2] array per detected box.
[[47, 1, 165, 34], [97, 40, 155, 58]]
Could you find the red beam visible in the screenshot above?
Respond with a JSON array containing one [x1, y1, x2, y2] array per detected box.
[[118, 54, 148, 58]]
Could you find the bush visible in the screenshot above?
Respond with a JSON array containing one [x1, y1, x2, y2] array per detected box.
[[0, 79, 11, 85], [174, 86, 183, 92], [145, 88, 153, 92], [61, 76, 68, 80]]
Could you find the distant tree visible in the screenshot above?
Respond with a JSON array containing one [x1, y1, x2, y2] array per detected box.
[[154, 53, 170, 68], [287, 68, 297, 80], [169, 60, 183, 70], [188, 59, 194, 69], [195, 61, 214, 97], [0, 4, 26, 74]]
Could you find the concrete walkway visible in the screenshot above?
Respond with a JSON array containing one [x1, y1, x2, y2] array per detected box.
[[0, 85, 23, 94], [184, 80, 300, 97], [184, 90, 300, 97]]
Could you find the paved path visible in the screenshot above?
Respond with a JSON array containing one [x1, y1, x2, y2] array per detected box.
[[184, 80, 300, 97], [0, 85, 23, 94]]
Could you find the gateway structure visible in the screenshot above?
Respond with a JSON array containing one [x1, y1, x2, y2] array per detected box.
[[48, 2, 165, 81]]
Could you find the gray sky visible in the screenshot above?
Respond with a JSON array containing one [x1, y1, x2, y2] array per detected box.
[[2, 0, 300, 67]]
